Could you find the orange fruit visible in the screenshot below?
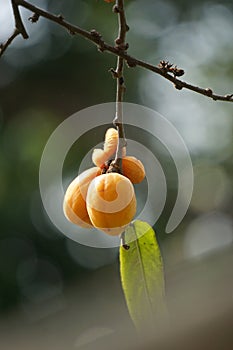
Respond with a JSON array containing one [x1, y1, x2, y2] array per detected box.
[[63, 167, 101, 228], [64, 129, 145, 235], [122, 156, 145, 184], [86, 173, 136, 235]]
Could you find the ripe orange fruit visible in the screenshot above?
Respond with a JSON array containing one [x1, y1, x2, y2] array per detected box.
[[63, 167, 101, 228], [122, 156, 145, 184], [64, 128, 146, 235], [86, 173, 136, 235]]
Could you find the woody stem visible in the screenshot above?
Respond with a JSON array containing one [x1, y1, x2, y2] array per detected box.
[[113, 0, 128, 170]]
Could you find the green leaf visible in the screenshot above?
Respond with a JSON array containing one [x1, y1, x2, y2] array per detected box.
[[119, 220, 166, 330]]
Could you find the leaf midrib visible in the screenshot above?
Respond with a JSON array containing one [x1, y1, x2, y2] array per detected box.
[[133, 226, 154, 319]]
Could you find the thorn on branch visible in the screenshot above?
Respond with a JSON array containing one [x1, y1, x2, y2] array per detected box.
[[28, 13, 40, 23]]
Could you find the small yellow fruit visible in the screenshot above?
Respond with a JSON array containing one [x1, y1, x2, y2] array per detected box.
[[92, 128, 126, 167], [86, 173, 136, 235], [104, 127, 119, 154], [63, 167, 101, 228], [64, 129, 145, 235], [122, 156, 145, 184]]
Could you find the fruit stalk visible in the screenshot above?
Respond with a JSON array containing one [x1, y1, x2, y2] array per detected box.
[[112, 0, 128, 170]]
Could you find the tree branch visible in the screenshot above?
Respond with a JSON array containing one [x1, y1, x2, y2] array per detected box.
[[0, 0, 232, 103], [11, 0, 29, 39], [0, 29, 20, 57]]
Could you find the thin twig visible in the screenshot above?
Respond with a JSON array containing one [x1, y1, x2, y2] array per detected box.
[[0, 0, 29, 57], [0, 0, 232, 103], [0, 29, 20, 57], [113, 0, 128, 168], [11, 0, 29, 38]]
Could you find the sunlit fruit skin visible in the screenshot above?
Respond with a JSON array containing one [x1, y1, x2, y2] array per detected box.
[[122, 156, 145, 184], [63, 167, 101, 228], [64, 129, 145, 233], [86, 173, 136, 236], [92, 128, 126, 167]]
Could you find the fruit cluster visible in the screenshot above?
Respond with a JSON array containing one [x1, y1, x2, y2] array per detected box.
[[63, 128, 145, 236]]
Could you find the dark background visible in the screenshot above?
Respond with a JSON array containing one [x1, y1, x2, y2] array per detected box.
[[0, 0, 233, 349]]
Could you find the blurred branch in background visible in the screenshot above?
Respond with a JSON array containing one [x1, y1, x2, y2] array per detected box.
[[1, 0, 233, 102]]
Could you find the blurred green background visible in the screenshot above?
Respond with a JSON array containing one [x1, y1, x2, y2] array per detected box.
[[0, 0, 233, 349]]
